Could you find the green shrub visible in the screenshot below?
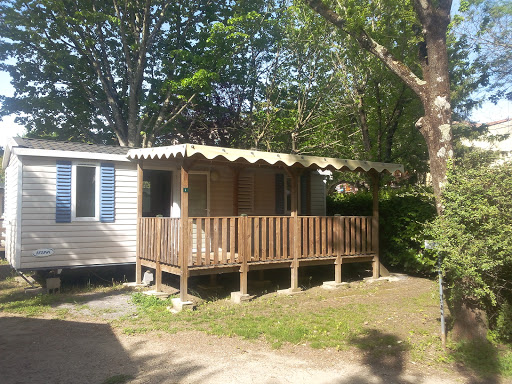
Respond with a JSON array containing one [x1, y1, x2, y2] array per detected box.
[[427, 152, 512, 341], [327, 186, 437, 273]]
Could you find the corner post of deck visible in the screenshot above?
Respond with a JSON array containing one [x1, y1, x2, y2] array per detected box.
[[232, 215, 252, 303], [155, 218, 162, 292], [136, 160, 143, 284], [180, 164, 190, 302], [290, 170, 300, 292], [371, 171, 380, 279], [240, 215, 248, 295], [335, 215, 342, 284]]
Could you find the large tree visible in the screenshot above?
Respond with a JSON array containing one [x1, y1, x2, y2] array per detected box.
[[0, 0, 217, 147], [454, 0, 512, 103], [304, 0, 454, 211]]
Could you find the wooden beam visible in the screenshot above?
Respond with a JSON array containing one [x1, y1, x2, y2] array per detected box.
[[371, 172, 380, 279], [240, 216, 248, 294], [335, 257, 342, 284], [155, 218, 162, 292], [136, 161, 143, 284], [180, 164, 190, 301], [290, 171, 299, 290]]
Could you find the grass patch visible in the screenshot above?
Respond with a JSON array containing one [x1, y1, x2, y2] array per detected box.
[[0, 289, 62, 316], [449, 340, 512, 378], [128, 290, 387, 351], [0, 276, 132, 318]]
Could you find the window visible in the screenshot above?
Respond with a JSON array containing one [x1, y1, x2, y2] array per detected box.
[[72, 164, 99, 220], [56, 161, 115, 223], [75, 165, 97, 218], [275, 172, 310, 215]]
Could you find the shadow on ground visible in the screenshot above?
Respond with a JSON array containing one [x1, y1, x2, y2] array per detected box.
[[335, 329, 417, 384], [0, 316, 210, 384]]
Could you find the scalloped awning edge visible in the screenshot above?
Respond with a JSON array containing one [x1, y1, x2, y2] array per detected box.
[[127, 144, 404, 174]]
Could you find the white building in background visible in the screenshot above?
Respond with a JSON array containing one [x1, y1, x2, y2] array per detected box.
[[462, 118, 512, 162]]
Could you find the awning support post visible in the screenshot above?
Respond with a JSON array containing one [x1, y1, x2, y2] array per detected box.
[[371, 171, 380, 279], [136, 161, 143, 284]]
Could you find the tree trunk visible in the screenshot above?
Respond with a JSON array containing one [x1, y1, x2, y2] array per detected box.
[[413, 0, 454, 214], [303, 0, 454, 212]]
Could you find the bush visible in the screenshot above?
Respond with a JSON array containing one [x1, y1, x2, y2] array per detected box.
[[427, 152, 512, 341], [327, 186, 437, 273]]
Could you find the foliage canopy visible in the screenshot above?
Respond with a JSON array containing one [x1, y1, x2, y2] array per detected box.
[[427, 152, 512, 339]]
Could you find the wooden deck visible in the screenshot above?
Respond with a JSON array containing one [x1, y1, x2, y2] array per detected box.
[[138, 215, 376, 272]]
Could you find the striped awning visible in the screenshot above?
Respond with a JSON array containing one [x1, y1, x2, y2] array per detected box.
[[127, 144, 403, 174]]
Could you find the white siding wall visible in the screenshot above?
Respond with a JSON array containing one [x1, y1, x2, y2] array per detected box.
[[19, 157, 138, 269], [4, 154, 21, 268], [310, 173, 326, 216]]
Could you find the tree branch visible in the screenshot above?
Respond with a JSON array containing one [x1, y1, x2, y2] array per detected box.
[[303, 0, 428, 100]]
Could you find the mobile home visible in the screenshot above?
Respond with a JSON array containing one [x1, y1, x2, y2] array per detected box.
[[3, 138, 403, 300]]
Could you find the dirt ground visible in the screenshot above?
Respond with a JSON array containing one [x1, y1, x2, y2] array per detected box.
[[0, 268, 510, 384]]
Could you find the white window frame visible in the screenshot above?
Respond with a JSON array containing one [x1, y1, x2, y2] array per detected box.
[[71, 162, 100, 221]]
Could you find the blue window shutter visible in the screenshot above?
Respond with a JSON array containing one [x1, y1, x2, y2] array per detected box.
[[56, 161, 72, 223], [100, 163, 115, 223], [275, 173, 285, 215]]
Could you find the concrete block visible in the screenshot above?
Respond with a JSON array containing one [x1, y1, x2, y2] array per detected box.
[[230, 291, 254, 304], [169, 297, 195, 312], [24, 287, 44, 295], [379, 263, 391, 277], [364, 273, 408, 283], [46, 277, 61, 294], [322, 281, 349, 290], [277, 287, 303, 295]]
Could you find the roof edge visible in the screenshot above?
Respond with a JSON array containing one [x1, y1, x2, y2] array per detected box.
[[128, 143, 404, 174]]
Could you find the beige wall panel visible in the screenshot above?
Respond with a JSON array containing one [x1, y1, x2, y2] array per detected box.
[[17, 156, 138, 268], [210, 166, 234, 216], [310, 173, 326, 216], [253, 169, 276, 215]]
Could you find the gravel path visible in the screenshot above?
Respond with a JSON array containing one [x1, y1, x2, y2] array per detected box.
[[0, 313, 484, 384], [0, 272, 508, 384]]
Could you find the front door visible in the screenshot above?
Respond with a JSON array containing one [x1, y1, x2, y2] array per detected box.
[[188, 173, 209, 217], [142, 170, 172, 217]]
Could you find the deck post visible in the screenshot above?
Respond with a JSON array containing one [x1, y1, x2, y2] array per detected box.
[[290, 170, 300, 292], [180, 165, 190, 302], [240, 215, 248, 295], [136, 161, 143, 284], [155, 218, 162, 292], [335, 215, 342, 283], [371, 171, 380, 279], [232, 215, 252, 303]]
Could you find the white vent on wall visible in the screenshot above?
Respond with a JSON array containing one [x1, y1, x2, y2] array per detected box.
[[238, 173, 254, 214]]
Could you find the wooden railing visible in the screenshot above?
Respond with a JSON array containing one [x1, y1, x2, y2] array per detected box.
[[138, 215, 374, 268], [298, 216, 373, 258], [138, 217, 180, 265]]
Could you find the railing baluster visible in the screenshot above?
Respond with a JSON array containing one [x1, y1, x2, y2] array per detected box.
[[213, 218, 219, 264], [262, 217, 267, 261], [230, 218, 236, 263], [254, 217, 260, 261], [222, 218, 228, 264], [269, 218, 275, 260]]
